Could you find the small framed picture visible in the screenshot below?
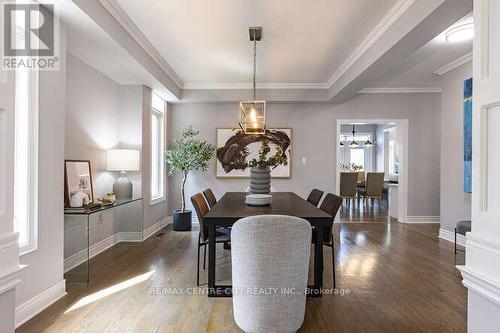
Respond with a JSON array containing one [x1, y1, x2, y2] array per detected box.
[[64, 160, 94, 208]]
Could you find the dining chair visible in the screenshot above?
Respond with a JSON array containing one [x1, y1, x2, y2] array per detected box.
[[357, 172, 385, 206], [203, 188, 217, 208], [306, 188, 324, 206], [340, 172, 357, 208], [315, 193, 343, 288], [231, 215, 311, 333], [191, 193, 231, 286]]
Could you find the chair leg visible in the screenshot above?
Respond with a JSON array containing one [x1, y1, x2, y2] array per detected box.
[[332, 244, 336, 289], [203, 243, 207, 270], [454, 228, 457, 255], [197, 243, 201, 286]]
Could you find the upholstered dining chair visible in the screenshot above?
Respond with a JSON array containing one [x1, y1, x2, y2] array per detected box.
[[340, 172, 357, 208], [306, 188, 324, 206], [315, 193, 343, 288], [190, 193, 231, 286], [203, 188, 217, 208], [357, 172, 385, 206], [231, 215, 311, 333]]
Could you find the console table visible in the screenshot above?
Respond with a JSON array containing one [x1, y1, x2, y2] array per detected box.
[[64, 198, 143, 285]]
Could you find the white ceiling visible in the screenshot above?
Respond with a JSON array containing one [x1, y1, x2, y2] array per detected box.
[[115, 0, 399, 85], [368, 14, 472, 88]]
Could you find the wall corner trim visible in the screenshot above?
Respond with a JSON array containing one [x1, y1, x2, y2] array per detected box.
[[15, 279, 67, 328], [439, 227, 465, 247]]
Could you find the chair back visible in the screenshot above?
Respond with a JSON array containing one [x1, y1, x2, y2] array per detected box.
[[365, 172, 385, 196], [231, 215, 311, 333], [319, 193, 343, 243], [306, 188, 324, 206], [191, 193, 209, 241], [203, 188, 217, 208], [357, 171, 366, 184], [340, 172, 357, 196]]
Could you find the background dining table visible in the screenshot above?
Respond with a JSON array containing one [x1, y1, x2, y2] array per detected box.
[[203, 192, 333, 297]]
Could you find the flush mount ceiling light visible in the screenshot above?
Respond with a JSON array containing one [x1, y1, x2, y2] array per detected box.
[[445, 22, 474, 42], [238, 27, 266, 134]]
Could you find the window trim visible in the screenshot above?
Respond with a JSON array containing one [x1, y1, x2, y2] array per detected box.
[[150, 93, 166, 206], [14, 61, 39, 256]]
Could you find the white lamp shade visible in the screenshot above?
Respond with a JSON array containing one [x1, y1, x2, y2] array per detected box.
[[107, 149, 140, 171]]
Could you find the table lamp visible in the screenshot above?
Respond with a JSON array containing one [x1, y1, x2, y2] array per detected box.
[[107, 149, 140, 200]]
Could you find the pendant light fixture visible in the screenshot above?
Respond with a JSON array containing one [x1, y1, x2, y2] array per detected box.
[[239, 27, 266, 134], [349, 124, 359, 148], [364, 138, 374, 147]]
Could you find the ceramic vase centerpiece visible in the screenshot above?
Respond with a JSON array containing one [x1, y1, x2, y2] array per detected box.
[[166, 126, 215, 231], [249, 167, 271, 194], [247, 138, 288, 194]]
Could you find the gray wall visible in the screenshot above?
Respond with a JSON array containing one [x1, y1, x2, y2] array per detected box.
[[168, 93, 441, 217], [440, 62, 472, 232]]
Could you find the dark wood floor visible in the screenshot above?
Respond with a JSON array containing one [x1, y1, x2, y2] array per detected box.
[[18, 221, 466, 333], [340, 195, 391, 223]]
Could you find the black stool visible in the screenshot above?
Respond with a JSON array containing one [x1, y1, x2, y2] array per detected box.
[[455, 220, 471, 254]]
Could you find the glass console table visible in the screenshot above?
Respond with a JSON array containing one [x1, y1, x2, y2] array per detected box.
[[64, 198, 143, 286]]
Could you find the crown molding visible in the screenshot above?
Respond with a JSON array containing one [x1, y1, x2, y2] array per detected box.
[[97, 0, 184, 87], [326, 0, 416, 88], [358, 87, 442, 94], [183, 82, 328, 90], [433, 51, 473, 76]]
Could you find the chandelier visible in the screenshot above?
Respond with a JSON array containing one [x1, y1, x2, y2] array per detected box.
[[239, 27, 266, 134]]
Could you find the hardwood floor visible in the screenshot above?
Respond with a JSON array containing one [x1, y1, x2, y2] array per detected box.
[[18, 222, 466, 333]]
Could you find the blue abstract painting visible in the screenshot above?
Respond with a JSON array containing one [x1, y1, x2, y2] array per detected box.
[[464, 78, 472, 193]]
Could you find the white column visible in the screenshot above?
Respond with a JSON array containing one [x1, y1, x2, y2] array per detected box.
[[457, 1, 500, 331]]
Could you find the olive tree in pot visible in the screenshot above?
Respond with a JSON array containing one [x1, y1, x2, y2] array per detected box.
[[166, 126, 214, 231]]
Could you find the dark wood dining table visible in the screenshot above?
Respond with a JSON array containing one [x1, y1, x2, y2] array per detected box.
[[203, 192, 333, 297]]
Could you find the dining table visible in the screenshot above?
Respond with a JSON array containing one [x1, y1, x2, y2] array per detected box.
[[203, 192, 333, 297]]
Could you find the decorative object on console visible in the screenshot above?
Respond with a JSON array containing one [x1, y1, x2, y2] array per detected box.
[[96, 193, 116, 206], [166, 126, 215, 231], [107, 149, 140, 200], [64, 160, 94, 208], [238, 27, 266, 134], [216, 128, 291, 178]]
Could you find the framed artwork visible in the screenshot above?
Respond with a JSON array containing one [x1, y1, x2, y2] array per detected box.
[[464, 78, 472, 193], [216, 128, 292, 178], [64, 160, 94, 207]]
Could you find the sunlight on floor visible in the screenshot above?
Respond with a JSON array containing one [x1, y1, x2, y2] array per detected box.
[[65, 270, 155, 313]]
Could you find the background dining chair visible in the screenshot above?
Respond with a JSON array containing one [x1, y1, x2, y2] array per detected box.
[[356, 171, 366, 187], [306, 188, 324, 206], [357, 172, 385, 206], [191, 193, 231, 286], [231, 215, 311, 333], [340, 172, 357, 208], [203, 188, 217, 208], [315, 193, 343, 288]]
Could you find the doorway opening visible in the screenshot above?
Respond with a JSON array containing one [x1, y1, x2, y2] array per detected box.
[[335, 119, 408, 223]]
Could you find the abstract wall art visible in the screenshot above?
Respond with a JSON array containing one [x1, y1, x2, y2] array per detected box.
[[464, 77, 472, 193], [216, 128, 292, 178]]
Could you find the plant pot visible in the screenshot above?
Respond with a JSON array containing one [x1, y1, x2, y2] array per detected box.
[[173, 209, 192, 231], [250, 167, 271, 194]]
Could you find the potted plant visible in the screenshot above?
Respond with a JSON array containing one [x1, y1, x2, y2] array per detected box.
[[166, 126, 214, 231], [247, 139, 288, 194]]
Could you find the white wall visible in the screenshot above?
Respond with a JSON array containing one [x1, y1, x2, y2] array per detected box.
[[439, 62, 472, 233], [168, 93, 441, 218], [15, 22, 68, 326], [65, 53, 120, 198]]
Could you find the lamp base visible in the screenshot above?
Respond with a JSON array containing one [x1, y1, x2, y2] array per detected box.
[[113, 172, 132, 200]]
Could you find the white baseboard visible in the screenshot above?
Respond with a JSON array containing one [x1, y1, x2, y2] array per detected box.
[[143, 217, 171, 240], [405, 216, 441, 224], [64, 218, 172, 272], [439, 228, 466, 247], [15, 279, 66, 328]]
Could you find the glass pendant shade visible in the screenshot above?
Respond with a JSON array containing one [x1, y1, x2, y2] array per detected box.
[[239, 101, 266, 134]]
